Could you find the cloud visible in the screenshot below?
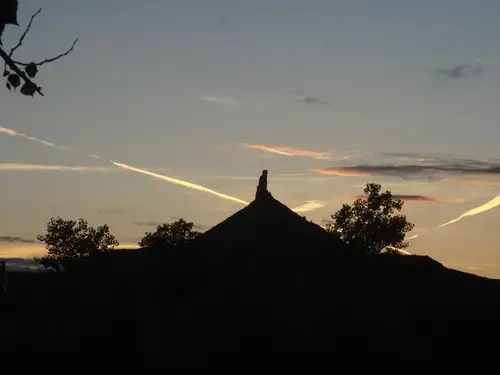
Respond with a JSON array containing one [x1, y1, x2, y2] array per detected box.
[[194, 224, 209, 231], [244, 143, 357, 164], [436, 64, 482, 79], [316, 162, 500, 180], [246, 144, 333, 160], [289, 89, 333, 107], [351, 194, 461, 204], [297, 96, 332, 107], [451, 179, 500, 187], [200, 96, 239, 105], [0, 236, 37, 244], [380, 152, 495, 168], [288, 89, 306, 96], [318, 168, 370, 177], [291, 200, 327, 213], [97, 208, 123, 215], [0, 163, 113, 172], [134, 221, 162, 228]]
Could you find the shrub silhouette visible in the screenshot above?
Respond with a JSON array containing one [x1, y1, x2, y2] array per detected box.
[[35, 217, 119, 268], [326, 183, 415, 254], [138, 219, 201, 248]]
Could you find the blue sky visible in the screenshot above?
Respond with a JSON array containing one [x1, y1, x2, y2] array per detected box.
[[1, 0, 500, 277]]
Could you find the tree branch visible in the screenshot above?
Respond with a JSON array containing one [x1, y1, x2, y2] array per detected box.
[[1, 5, 78, 97], [0, 45, 43, 96], [8, 7, 41, 57], [13, 38, 79, 67]]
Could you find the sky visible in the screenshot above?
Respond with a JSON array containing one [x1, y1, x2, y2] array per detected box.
[[1, 0, 500, 277]]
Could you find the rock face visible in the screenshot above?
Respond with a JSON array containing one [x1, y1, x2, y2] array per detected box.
[[255, 169, 270, 200]]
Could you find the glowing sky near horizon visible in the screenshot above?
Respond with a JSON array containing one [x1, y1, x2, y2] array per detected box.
[[1, 0, 500, 278]]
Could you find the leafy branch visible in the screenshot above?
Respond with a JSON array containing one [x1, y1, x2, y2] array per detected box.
[[0, 5, 78, 97]]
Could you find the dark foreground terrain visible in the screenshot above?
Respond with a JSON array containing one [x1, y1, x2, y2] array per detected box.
[[2, 191, 500, 364]]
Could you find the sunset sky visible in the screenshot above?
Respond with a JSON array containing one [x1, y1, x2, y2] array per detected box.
[[1, 0, 500, 277]]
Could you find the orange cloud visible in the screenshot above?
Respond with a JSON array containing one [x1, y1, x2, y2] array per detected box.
[[451, 179, 500, 187], [349, 194, 463, 204], [316, 168, 371, 177], [247, 144, 332, 160]]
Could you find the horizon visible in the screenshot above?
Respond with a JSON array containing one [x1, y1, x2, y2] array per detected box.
[[1, 0, 500, 278]]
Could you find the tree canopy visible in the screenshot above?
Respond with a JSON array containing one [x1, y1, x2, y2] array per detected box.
[[35, 217, 119, 267], [138, 219, 201, 248], [326, 183, 415, 254]]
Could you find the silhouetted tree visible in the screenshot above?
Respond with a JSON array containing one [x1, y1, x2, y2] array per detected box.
[[326, 183, 414, 254], [35, 217, 119, 267], [0, 1, 78, 96], [139, 219, 201, 248]]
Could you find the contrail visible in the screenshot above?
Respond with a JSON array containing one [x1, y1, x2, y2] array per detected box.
[[1, 125, 351, 213], [0, 127, 74, 152], [111, 160, 330, 212], [0, 163, 112, 172], [436, 194, 500, 229], [110, 160, 250, 205]]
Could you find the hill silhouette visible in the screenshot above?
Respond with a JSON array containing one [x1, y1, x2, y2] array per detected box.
[[2, 170, 500, 364], [191, 170, 346, 256]]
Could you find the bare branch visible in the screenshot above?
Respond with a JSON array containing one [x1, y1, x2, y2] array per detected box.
[[13, 38, 79, 67], [8, 8, 41, 57], [0, 45, 43, 96], [1, 4, 78, 96]]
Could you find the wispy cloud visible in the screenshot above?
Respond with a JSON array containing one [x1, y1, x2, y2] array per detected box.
[[289, 89, 333, 107], [200, 96, 239, 105], [317, 162, 500, 180], [97, 208, 123, 215], [297, 96, 332, 107], [245, 143, 355, 163], [0, 236, 37, 244], [291, 200, 327, 213], [133, 217, 180, 227], [288, 89, 306, 96], [194, 224, 209, 231], [246, 144, 333, 160], [436, 64, 482, 79], [380, 152, 495, 168], [133, 221, 163, 228], [351, 194, 463, 204], [451, 179, 500, 187], [0, 163, 113, 172]]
